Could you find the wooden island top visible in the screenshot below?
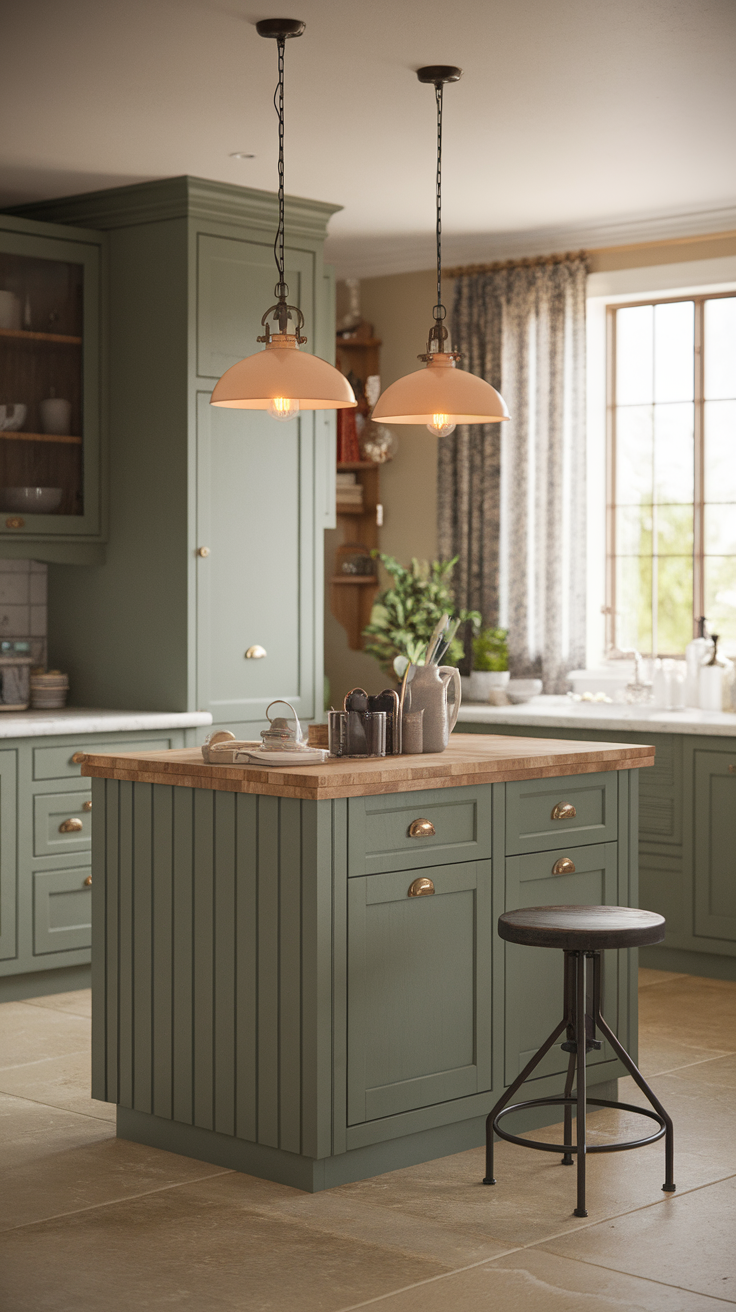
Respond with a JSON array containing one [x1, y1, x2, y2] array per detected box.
[[80, 732, 654, 801]]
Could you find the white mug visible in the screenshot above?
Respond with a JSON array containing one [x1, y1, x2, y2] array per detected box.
[[0, 290, 21, 330], [40, 397, 72, 436], [0, 403, 27, 432]]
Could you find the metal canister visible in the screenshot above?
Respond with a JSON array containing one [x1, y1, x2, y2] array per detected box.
[[328, 710, 348, 757]]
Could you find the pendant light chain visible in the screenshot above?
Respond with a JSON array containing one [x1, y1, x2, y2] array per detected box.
[[274, 35, 286, 297], [434, 81, 445, 327]]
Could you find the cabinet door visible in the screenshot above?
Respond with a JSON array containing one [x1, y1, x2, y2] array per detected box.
[[0, 748, 17, 961], [504, 842, 619, 1085], [693, 749, 736, 944], [33, 866, 91, 955], [347, 860, 492, 1125]]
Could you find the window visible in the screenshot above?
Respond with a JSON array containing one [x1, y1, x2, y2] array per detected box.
[[606, 293, 736, 657]]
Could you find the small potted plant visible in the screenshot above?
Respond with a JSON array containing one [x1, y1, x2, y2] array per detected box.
[[470, 627, 509, 702]]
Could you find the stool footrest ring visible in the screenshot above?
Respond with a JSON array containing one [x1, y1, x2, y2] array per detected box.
[[493, 1095, 666, 1154]]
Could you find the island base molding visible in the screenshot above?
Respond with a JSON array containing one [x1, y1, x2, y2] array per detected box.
[[119, 1079, 619, 1193], [640, 946, 736, 982]]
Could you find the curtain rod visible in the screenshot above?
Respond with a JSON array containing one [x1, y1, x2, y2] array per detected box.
[[445, 250, 587, 277]]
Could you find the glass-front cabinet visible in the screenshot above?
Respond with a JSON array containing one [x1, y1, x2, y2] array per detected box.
[[0, 215, 102, 549]]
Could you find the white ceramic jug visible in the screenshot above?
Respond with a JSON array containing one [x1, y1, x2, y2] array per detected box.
[[404, 663, 462, 753]]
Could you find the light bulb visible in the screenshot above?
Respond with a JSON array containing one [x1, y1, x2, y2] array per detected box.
[[269, 396, 300, 422], [426, 414, 456, 437]]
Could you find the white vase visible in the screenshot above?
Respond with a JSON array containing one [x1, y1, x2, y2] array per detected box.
[[469, 670, 510, 702], [40, 397, 72, 436]]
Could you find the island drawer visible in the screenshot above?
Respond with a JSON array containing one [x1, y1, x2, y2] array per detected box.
[[33, 865, 92, 956], [33, 738, 171, 781], [347, 784, 492, 877], [505, 770, 618, 855], [33, 790, 92, 858]]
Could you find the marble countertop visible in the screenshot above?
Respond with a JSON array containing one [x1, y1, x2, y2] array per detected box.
[[0, 708, 213, 739], [456, 695, 736, 737]]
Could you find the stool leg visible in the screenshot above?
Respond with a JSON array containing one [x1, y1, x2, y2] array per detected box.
[[574, 950, 588, 1217], [483, 1011, 568, 1185], [561, 1049, 576, 1166], [562, 951, 577, 1166], [591, 953, 676, 1193]]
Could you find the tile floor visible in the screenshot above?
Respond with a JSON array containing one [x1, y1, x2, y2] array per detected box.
[[0, 968, 734, 1310]]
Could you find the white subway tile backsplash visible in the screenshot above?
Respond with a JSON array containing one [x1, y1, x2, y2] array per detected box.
[[0, 559, 31, 574], [0, 605, 31, 635], [0, 574, 30, 605], [29, 605, 47, 637], [29, 572, 46, 604]]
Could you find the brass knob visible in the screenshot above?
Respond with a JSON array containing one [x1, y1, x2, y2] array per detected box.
[[408, 877, 435, 897], [5, 517, 24, 529], [59, 817, 83, 833], [71, 752, 85, 764], [729, 764, 735, 774], [197, 546, 210, 557], [84, 875, 92, 887], [245, 645, 267, 659], [551, 802, 577, 821], [408, 818, 435, 838], [552, 857, 576, 876], [83, 800, 92, 811]]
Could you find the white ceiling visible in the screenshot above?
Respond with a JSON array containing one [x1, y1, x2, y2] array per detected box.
[[4, 0, 736, 278]]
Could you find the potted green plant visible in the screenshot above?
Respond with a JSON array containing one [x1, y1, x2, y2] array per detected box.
[[362, 553, 480, 679], [470, 626, 509, 701]]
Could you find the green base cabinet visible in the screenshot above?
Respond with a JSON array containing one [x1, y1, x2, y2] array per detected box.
[[93, 768, 639, 1191], [458, 721, 736, 980]]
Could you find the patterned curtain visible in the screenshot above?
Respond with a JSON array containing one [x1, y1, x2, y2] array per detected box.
[[438, 256, 587, 692]]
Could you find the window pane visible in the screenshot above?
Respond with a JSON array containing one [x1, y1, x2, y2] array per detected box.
[[616, 405, 653, 504], [654, 301, 694, 403], [616, 555, 652, 653], [657, 504, 694, 555], [704, 556, 736, 656], [704, 296, 736, 400], [705, 505, 736, 555], [704, 400, 736, 502], [616, 305, 653, 405], [654, 402, 693, 502], [656, 557, 693, 654], [616, 504, 652, 555]]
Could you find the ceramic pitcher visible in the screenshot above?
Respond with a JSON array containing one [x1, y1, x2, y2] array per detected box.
[[405, 664, 462, 753]]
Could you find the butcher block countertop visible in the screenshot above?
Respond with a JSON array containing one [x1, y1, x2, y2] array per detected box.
[[80, 732, 655, 801]]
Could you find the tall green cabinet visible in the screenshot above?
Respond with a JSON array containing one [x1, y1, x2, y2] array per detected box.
[[13, 177, 338, 733]]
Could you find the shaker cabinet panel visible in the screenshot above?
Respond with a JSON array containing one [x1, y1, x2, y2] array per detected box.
[[505, 771, 618, 855], [504, 842, 619, 1085], [0, 750, 17, 961], [347, 860, 492, 1125], [33, 865, 92, 955], [348, 784, 492, 877], [195, 394, 315, 727], [693, 749, 736, 945]]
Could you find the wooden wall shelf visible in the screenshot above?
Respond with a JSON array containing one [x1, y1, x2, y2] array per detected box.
[[0, 327, 82, 345], [0, 431, 82, 445], [331, 575, 377, 585]]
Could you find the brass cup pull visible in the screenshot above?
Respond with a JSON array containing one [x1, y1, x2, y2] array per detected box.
[[245, 645, 267, 659], [408, 818, 435, 838], [729, 764, 736, 774], [197, 546, 210, 557], [84, 875, 92, 887], [551, 802, 577, 821], [408, 877, 435, 897], [552, 857, 576, 876], [71, 752, 86, 765], [59, 817, 83, 833], [83, 800, 92, 811], [6, 517, 24, 529]]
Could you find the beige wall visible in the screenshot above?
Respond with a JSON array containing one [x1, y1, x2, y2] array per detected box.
[[323, 231, 736, 709]]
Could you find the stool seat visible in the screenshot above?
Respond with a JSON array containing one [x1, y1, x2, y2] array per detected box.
[[498, 905, 665, 951]]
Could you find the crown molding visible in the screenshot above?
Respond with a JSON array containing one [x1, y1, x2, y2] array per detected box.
[[6, 175, 342, 241], [326, 203, 736, 281]]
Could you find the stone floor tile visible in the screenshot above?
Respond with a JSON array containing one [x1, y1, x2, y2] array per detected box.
[[638, 975, 736, 1054], [24, 988, 92, 1019], [0, 1181, 449, 1312], [617, 1070, 736, 1167], [637, 1033, 731, 1078], [340, 1247, 735, 1311], [0, 1047, 114, 1122], [539, 1174, 736, 1303], [664, 1053, 736, 1091], [0, 1001, 90, 1069], [638, 968, 687, 989]]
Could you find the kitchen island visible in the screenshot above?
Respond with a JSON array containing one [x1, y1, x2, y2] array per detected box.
[[83, 733, 653, 1191], [458, 699, 736, 981]]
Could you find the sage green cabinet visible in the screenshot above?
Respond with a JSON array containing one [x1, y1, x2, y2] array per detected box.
[[0, 749, 18, 962], [347, 860, 492, 1124], [692, 747, 736, 945], [15, 178, 337, 731]]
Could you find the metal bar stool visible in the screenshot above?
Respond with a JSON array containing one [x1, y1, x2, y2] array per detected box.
[[483, 905, 675, 1217]]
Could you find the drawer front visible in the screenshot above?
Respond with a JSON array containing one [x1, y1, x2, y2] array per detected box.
[[348, 784, 492, 876], [505, 771, 618, 855], [33, 866, 92, 955], [33, 737, 171, 781], [504, 841, 620, 1086], [34, 791, 92, 858]]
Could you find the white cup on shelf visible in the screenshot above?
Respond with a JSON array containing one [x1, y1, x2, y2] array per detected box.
[[40, 396, 72, 436]]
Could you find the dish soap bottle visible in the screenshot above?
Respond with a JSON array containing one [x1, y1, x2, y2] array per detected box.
[[685, 618, 713, 706], [698, 635, 732, 712]]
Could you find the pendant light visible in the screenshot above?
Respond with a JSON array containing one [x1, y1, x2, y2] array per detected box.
[[372, 66, 509, 436], [211, 19, 356, 421]]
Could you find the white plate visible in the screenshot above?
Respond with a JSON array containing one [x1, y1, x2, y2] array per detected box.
[[237, 748, 329, 766]]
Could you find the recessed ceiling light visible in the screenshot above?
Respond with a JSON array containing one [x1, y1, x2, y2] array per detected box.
[[230, 151, 256, 159]]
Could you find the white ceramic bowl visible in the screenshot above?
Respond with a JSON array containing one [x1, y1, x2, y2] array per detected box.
[[0, 487, 63, 513], [506, 678, 544, 703]]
